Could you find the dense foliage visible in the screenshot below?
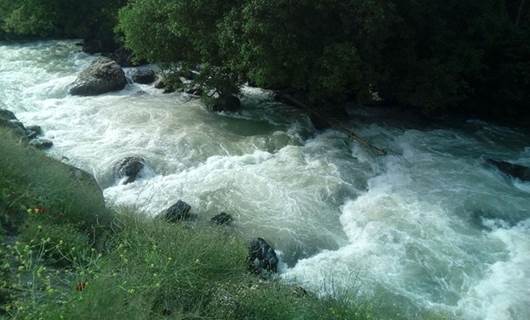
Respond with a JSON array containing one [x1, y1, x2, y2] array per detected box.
[[117, 0, 529, 121], [1, 0, 529, 120], [0, 0, 125, 44]]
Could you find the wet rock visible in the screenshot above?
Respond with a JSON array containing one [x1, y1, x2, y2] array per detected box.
[[130, 67, 156, 84], [154, 77, 167, 89], [207, 95, 241, 112], [211, 212, 233, 225], [115, 157, 145, 184], [248, 238, 279, 274], [29, 138, 53, 150], [26, 125, 43, 139], [70, 57, 127, 96], [162, 200, 193, 222], [0, 109, 16, 121], [486, 159, 530, 182]]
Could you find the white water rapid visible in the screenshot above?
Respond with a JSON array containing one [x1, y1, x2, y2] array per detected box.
[[1, 40, 529, 320]]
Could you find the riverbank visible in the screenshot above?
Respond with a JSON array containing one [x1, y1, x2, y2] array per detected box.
[[0, 125, 378, 319]]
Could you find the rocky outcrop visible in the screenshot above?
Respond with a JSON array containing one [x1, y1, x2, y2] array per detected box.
[[248, 238, 279, 274], [211, 212, 233, 225], [207, 95, 241, 112], [29, 138, 53, 150], [70, 57, 127, 96], [130, 67, 156, 84], [486, 159, 530, 182], [114, 157, 145, 184], [162, 200, 193, 222]]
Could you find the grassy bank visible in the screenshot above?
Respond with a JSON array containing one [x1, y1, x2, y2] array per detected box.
[[0, 126, 375, 319]]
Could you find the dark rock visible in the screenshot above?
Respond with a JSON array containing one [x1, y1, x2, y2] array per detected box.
[[248, 238, 279, 274], [115, 157, 145, 184], [211, 212, 233, 225], [29, 138, 53, 150], [162, 200, 193, 222], [26, 125, 43, 139], [130, 67, 156, 84], [154, 77, 167, 89], [106, 47, 139, 67], [486, 159, 530, 182], [70, 57, 127, 96], [0, 109, 16, 120], [208, 95, 241, 112]]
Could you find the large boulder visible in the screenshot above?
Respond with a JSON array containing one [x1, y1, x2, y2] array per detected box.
[[70, 57, 127, 96], [248, 238, 279, 274], [486, 159, 530, 182], [130, 67, 156, 84], [114, 157, 145, 184], [207, 95, 241, 112], [162, 200, 193, 222]]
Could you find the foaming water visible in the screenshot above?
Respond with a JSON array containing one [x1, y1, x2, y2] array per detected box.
[[1, 40, 529, 319]]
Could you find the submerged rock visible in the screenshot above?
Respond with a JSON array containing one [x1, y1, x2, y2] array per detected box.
[[30, 138, 53, 150], [248, 238, 279, 274], [207, 95, 241, 112], [211, 212, 233, 225], [114, 157, 145, 184], [162, 200, 193, 222], [486, 159, 530, 182], [130, 67, 156, 84], [70, 57, 127, 96]]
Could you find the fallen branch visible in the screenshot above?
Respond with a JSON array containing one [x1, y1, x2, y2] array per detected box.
[[276, 93, 387, 156]]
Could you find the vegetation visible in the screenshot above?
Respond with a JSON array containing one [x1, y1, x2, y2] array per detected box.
[[1, 0, 528, 121], [116, 0, 530, 121], [0, 126, 376, 319]]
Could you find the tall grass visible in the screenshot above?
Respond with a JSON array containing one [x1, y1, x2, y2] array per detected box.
[[0, 127, 376, 319]]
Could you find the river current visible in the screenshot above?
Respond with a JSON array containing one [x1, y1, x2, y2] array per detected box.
[[1, 40, 529, 320]]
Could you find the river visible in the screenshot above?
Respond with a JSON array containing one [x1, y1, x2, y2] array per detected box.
[[1, 40, 529, 320]]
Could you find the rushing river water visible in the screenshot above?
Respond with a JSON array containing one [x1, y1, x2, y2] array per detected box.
[[1, 40, 529, 320]]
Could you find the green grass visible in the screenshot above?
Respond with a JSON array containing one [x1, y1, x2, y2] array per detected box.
[[0, 126, 378, 319]]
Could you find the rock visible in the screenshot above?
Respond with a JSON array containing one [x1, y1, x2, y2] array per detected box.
[[30, 138, 53, 150], [106, 47, 138, 67], [248, 238, 279, 274], [65, 164, 105, 206], [69, 57, 127, 96], [211, 212, 233, 225], [486, 159, 530, 182], [130, 67, 156, 84], [0, 109, 16, 120], [162, 200, 193, 222], [114, 157, 145, 184], [26, 125, 43, 139], [208, 95, 241, 112], [154, 77, 167, 89]]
